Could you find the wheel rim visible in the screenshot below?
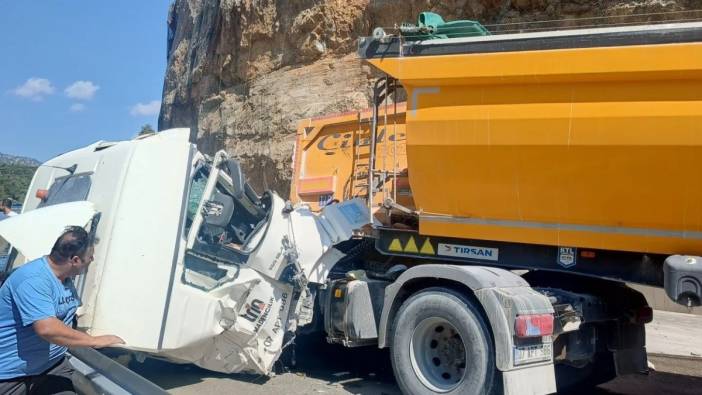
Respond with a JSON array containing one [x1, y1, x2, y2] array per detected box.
[[409, 317, 467, 393]]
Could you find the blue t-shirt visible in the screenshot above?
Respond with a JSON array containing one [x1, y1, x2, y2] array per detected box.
[[0, 257, 80, 379]]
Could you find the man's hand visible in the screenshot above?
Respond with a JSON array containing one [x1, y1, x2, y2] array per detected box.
[[33, 317, 124, 348], [92, 334, 125, 348]]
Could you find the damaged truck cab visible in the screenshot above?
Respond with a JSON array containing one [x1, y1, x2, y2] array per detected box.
[[0, 128, 369, 374]]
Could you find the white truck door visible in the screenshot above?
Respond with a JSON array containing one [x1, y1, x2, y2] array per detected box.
[[0, 201, 97, 265]]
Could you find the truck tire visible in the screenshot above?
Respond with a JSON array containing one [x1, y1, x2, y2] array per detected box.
[[390, 287, 498, 395]]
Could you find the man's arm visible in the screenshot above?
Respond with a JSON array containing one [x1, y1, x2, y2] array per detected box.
[[33, 317, 123, 348]]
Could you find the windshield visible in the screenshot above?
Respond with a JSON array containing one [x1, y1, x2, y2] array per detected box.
[[38, 173, 92, 208], [186, 167, 209, 227], [181, 158, 273, 290]]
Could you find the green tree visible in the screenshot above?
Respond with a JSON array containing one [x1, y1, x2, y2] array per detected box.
[[0, 164, 37, 202], [139, 124, 156, 135]]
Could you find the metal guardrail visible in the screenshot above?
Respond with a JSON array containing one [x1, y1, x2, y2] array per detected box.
[[0, 255, 8, 273], [69, 347, 168, 395]]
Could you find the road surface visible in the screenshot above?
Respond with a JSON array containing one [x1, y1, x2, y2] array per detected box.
[[123, 310, 702, 394]]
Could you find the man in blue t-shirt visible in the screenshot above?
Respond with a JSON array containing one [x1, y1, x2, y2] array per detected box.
[[0, 226, 123, 394]]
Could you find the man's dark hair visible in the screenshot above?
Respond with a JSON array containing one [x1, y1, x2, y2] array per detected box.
[[49, 226, 91, 262], [1, 198, 11, 210]]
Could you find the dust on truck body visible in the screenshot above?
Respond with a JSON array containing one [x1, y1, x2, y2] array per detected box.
[[288, 13, 702, 395]]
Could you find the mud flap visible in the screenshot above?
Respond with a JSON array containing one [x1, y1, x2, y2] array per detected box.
[[502, 364, 557, 395], [475, 286, 557, 395]]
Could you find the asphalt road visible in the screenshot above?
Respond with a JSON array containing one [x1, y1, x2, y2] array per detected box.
[[124, 336, 401, 395], [123, 335, 702, 395], [117, 310, 702, 394]]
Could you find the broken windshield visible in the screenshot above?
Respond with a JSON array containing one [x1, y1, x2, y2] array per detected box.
[[186, 166, 209, 232], [181, 154, 273, 290]]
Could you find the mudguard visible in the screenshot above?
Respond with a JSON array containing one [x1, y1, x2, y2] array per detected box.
[[377, 264, 557, 394]]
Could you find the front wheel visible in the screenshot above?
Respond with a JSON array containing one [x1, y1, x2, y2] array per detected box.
[[390, 287, 499, 395]]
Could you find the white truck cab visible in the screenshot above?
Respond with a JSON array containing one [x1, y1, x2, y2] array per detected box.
[[0, 129, 369, 374]]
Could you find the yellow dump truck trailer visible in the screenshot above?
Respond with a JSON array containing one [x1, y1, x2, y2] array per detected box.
[[286, 13, 702, 395], [295, 25, 702, 254], [364, 28, 702, 257]]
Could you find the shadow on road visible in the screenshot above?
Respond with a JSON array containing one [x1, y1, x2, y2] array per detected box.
[[596, 356, 702, 395], [115, 333, 400, 394], [278, 334, 398, 392], [113, 336, 702, 395]]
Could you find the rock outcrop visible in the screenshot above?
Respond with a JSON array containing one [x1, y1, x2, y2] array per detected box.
[[159, 0, 698, 195]]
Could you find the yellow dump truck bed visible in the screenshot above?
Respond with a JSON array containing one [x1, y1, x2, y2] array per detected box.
[[355, 22, 702, 256], [291, 103, 413, 212]]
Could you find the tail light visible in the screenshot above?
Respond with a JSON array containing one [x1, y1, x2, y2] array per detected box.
[[515, 314, 554, 338]]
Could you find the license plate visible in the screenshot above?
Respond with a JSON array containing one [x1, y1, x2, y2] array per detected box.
[[513, 342, 552, 365]]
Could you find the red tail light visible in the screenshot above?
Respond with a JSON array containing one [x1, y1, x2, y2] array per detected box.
[[515, 314, 554, 338]]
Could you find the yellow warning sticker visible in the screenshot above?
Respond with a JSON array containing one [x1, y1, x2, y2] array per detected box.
[[420, 238, 435, 255], [404, 237, 419, 253], [388, 238, 403, 252]]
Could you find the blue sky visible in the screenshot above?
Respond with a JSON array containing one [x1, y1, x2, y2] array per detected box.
[[0, 1, 172, 162]]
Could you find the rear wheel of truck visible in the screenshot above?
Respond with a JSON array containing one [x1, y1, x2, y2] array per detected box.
[[390, 287, 498, 395]]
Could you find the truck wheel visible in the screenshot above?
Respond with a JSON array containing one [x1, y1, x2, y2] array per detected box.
[[390, 287, 497, 395]]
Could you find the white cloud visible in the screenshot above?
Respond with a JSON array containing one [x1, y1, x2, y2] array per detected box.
[[65, 81, 99, 100], [12, 78, 55, 101], [69, 103, 86, 112], [130, 100, 161, 116]]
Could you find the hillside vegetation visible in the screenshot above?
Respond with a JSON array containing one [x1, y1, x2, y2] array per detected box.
[[0, 164, 36, 202], [0, 153, 40, 167]]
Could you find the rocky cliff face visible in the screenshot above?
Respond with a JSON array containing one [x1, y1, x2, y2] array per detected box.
[[159, 0, 697, 195]]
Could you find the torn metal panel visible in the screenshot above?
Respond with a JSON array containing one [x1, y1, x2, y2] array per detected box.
[[156, 192, 370, 374], [158, 267, 294, 374]]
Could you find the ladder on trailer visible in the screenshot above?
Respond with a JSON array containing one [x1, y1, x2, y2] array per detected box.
[[356, 77, 401, 221]]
